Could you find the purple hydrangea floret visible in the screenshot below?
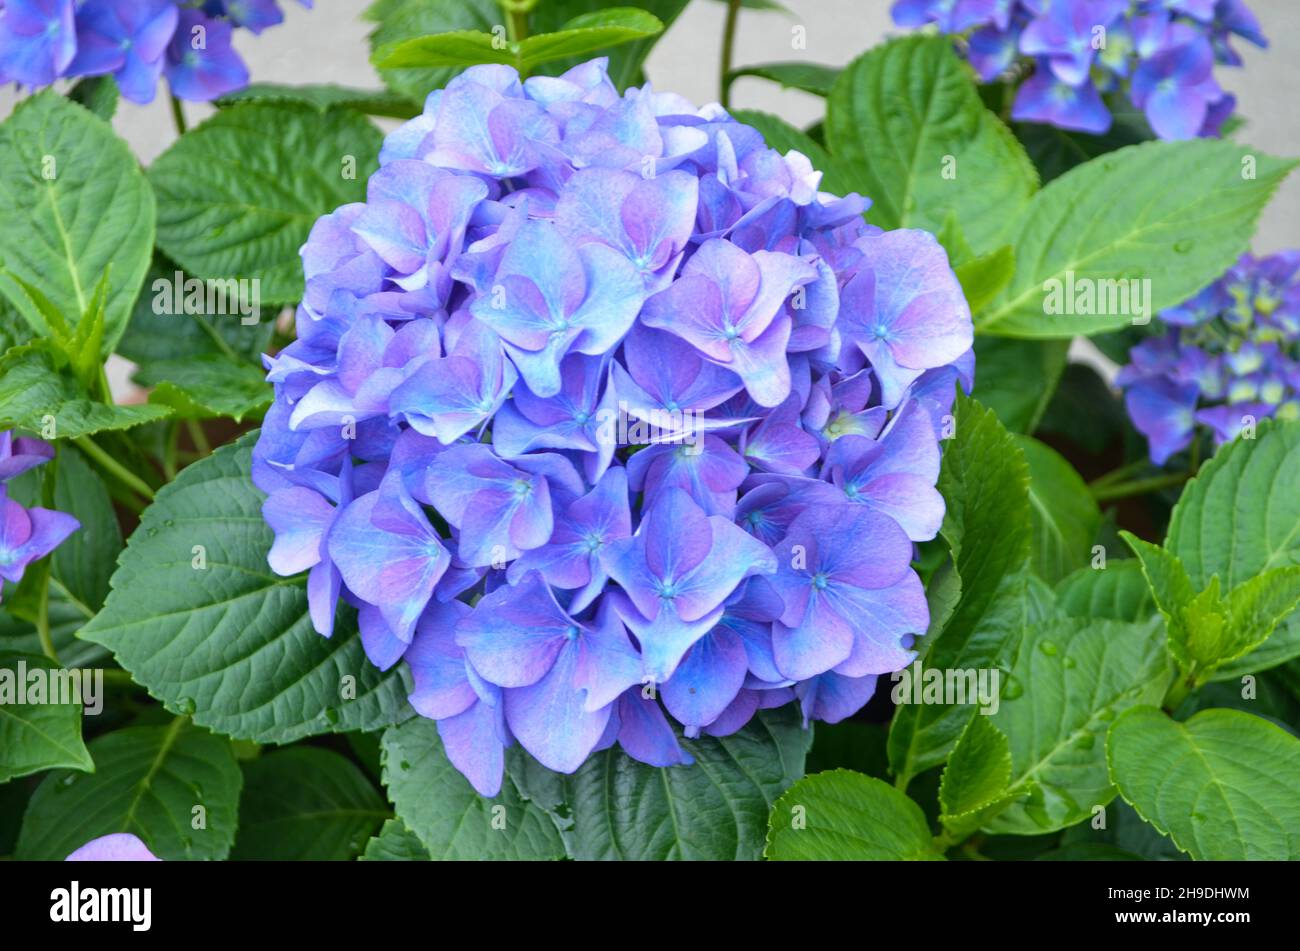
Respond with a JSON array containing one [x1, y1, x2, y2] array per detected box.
[[1118, 251, 1300, 463], [256, 59, 975, 795], [0, 0, 312, 102], [0, 430, 79, 601], [892, 0, 1266, 139]]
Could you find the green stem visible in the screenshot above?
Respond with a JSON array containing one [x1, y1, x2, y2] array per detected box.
[[720, 0, 742, 110], [35, 569, 56, 663], [185, 419, 211, 457], [163, 421, 180, 480], [74, 435, 156, 502], [1087, 458, 1151, 490], [1090, 472, 1190, 503], [169, 93, 187, 135]]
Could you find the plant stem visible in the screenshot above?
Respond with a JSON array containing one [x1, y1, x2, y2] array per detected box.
[[1090, 472, 1190, 503], [185, 419, 211, 457], [35, 569, 57, 663], [1087, 458, 1150, 490], [74, 435, 156, 502], [720, 0, 742, 109], [169, 93, 187, 135]]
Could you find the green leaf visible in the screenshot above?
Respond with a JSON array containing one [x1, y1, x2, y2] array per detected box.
[[986, 617, 1169, 835], [1212, 616, 1300, 681], [728, 108, 850, 195], [826, 36, 1037, 254], [0, 651, 94, 783], [1056, 560, 1154, 623], [217, 83, 420, 118], [68, 75, 120, 122], [366, 0, 505, 101], [231, 748, 388, 860], [80, 433, 413, 743], [1167, 419, 1300, 590], [1107, 707, 1300, 860], [0, 345, 172, 439], [16, 720, 242, 860], [978, 140, 1298, 337], [1017, 435, 1101, 584], [548, 705, 810, 860], [138, 356, 272, 422], [380, 717, 565, 860], [375, 8, 663, 74], [149, 103, 383, 305], [938, 715, 1012, 829], [888, 394, 1033, 786], [766, 770, 944, 861], [361, 818, 430, 861], [955, 245, 1015, 317], [0, 90, 154, 354], [728, 61, 840, 96], [117, 258, 274, 368], [530, 0, 689, 88]]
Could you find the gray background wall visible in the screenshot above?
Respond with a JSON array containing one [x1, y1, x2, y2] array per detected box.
[[2, 0, 1296, 247]]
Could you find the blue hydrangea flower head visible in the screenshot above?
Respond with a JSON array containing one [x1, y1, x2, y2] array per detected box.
[[0, 0, 311, 101], [892, 0, 1266, 139], [257, 59, 976, 793], [1118, 251, 1300, 463]]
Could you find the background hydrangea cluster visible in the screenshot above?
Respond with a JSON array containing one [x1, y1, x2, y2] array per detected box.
[[892, 0, 1266, 139], [0, 0, 312, 103], [1118, 251, 1300, 464], [255, 57, 975, 795], [0, 430, 78, 601]]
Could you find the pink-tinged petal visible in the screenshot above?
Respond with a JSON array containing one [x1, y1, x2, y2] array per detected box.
[[503, 642, 612, 773], [437, 699, 506, 798], [455, 572, 571, 688], [406, 599, 477, 719]]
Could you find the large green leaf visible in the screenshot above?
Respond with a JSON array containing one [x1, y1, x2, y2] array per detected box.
[[1017, 435, 1101, 584], [231, 748, 388, 860], [0, 91, 154, 353], [149, 103, 383, 305], [16, 720, 242, 860], [971, 338, 1067, 434], [986, 617, 1168, 835], [0, 651, 93, 783], [1167, 419, 1300, 590], [1107, 707, 1300, 860], [978, 140, 1297, 337], [826, 36, 1037, 254], [80, 434, 413, 743], [543, 705, 811, 860], [766, 770, 943, 860], [0, 345, 172, 439], [381, 717, 565, 860], [888, 395, 1033, 786]]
